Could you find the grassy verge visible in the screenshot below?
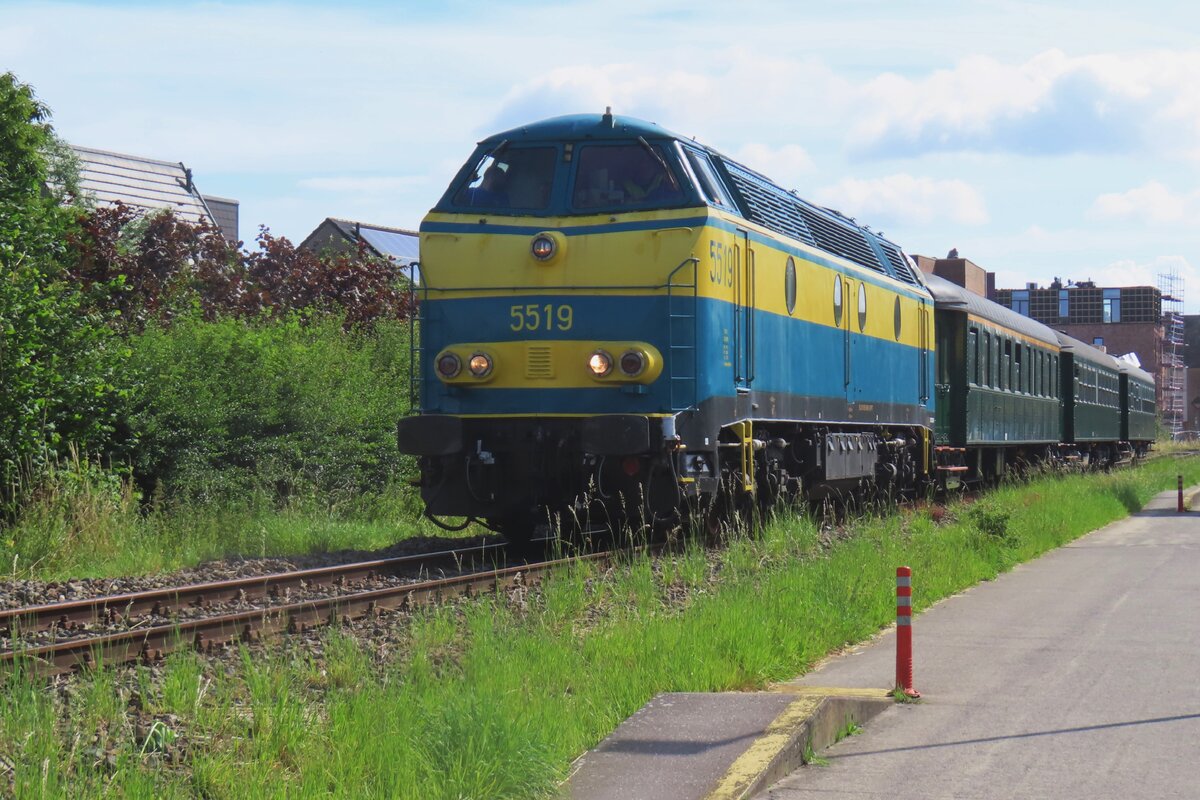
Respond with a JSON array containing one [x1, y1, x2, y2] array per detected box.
[[4, 458, 1199, 798], [0, 454, 455, 581]]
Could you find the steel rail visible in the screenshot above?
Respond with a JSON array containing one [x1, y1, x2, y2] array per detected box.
[[2, 550, 611, 676], [0, 542, 508, 637]]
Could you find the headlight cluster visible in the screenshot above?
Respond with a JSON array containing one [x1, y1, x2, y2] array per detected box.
[[589, 348, 647, 379], [437, 350, 495, 381], [435, 343, 658, 385]]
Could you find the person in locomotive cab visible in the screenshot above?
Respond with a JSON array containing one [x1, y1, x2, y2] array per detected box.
[[461, 162, 508, 206], [621, 152, 668, 202]]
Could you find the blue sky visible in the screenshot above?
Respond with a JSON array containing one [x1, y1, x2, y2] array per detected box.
[[3, 0, 1199, 309]]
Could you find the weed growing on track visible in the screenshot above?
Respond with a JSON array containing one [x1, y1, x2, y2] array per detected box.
[[3, 457, 1199, 798]]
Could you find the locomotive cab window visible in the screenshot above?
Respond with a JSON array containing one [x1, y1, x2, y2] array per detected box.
[[679, 145, 736, 208], [453, 146, 558, 211], [571, 143, 686, 210]]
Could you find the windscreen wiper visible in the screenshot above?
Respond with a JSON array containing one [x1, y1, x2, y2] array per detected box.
[[638, 136, 679, 188]]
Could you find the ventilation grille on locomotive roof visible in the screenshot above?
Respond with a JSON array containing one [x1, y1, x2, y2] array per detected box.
[[877, 240, 921, 286], [724, 162, 893, 279], [723, 164, 816, 247]]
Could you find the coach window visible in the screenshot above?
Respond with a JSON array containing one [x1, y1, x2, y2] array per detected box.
[[1001, 340, 1011, 392], [990, 333, 998, 388], [1015, 345, 1024, 393], [967, 330, 977, 384]]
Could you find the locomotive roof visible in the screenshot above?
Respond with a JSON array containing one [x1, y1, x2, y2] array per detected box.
[[478, 113, 681, 144], [924, 273, 1059, 347]]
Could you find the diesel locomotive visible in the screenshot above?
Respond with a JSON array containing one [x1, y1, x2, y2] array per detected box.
[[397, 111, 1155, 543]]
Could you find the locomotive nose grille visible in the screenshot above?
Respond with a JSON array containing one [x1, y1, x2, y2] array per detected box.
[[526, 345, 555, 379]]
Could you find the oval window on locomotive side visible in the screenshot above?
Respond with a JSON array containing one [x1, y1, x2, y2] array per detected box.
[[785, 257, 797, 316]]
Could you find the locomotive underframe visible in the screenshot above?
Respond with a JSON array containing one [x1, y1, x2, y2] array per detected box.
[[401, 412, 932, 540]]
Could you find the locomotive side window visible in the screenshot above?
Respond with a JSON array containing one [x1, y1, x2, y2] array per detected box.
[[857, 282, 867, 331], [572, 143, 685, 209], [785, 257, 797, 315], [833, 276, 843, 325], [454, 146, 557, 211], [680, 146, 736, 208]]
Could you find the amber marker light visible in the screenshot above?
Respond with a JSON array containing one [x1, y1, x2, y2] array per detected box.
[[531, 233, 556, 261], [588, 350, 613, 377]]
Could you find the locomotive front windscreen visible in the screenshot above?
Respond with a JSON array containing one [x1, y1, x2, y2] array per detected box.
[[447, 139, 695, 215], [453, 146, 557, 210], [571, 143, 684, 209]]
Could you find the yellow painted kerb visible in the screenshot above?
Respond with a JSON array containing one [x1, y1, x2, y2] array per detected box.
[[704, 686, 889, 800]]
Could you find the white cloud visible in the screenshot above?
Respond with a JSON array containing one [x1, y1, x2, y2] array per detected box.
[[1090, 182, 1200, 225], [850, 49, 1200, 160], [487, 64, 715, 134], [730, 143, 815, 186], [1090, 255, 1197, 293], [814, 174, 988, 227]]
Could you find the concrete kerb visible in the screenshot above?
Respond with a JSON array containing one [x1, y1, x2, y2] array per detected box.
[[702, 687, 892, 800]]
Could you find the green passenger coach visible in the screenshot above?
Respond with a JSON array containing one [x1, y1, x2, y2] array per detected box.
[[927, 274, 1062, 481], [1119, 362, 1156, 451], [1055, 332, 1127, 465]]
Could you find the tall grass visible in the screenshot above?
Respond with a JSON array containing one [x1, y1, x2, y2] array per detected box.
[[4, 458, 1198, 797], [0, 450, 437, 580]]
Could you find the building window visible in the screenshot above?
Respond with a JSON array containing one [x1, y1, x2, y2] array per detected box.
[[1059, 289, 1069, 319], [1011, 290, 1029, 316], [1103, 288, 1121, 323], [1092, 336, 1104, 347]]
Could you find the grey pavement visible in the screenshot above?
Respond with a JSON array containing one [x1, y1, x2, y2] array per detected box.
[[568, 692, 800, 800], [763, 488, 1200, 799]]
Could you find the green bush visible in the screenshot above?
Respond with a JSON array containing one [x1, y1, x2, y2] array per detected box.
[[126, 314, 417, 510], [1, 72, 126, 504]]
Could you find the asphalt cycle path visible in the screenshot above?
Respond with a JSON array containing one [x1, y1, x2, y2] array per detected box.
[[763, 488, 1200, 800]]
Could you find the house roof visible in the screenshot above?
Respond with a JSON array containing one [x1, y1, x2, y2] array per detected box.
[[303, 218, 420, 266], [71, 145, 217, 227]]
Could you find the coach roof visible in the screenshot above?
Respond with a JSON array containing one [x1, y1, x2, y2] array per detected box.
[[1055, 332, 1126, 372], [925, 273, 1060, 347]]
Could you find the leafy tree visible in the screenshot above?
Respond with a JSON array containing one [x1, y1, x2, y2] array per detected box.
[[0, 72, 124, 500]]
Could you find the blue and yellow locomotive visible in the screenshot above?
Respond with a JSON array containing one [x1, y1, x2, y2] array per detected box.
[[397, 111, 937, 541]]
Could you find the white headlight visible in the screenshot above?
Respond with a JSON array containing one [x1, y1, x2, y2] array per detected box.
[[588, 350, 613, 377], [468, 352, 493, 377]]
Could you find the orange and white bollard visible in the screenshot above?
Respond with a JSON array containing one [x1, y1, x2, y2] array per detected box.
[[1178, 475, 1185, 513], [896, 566, 920, 698]]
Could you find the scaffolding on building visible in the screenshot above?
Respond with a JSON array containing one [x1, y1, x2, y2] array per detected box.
[[1158, 267, 1185, 435]]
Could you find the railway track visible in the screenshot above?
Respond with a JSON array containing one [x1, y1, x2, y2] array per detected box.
[[1, 543, 610, 676]]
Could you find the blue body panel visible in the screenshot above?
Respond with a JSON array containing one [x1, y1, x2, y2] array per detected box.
[[422, 293, 931, 421]]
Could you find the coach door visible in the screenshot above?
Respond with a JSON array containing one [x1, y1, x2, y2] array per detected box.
[[733, 229, 755, 393]]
